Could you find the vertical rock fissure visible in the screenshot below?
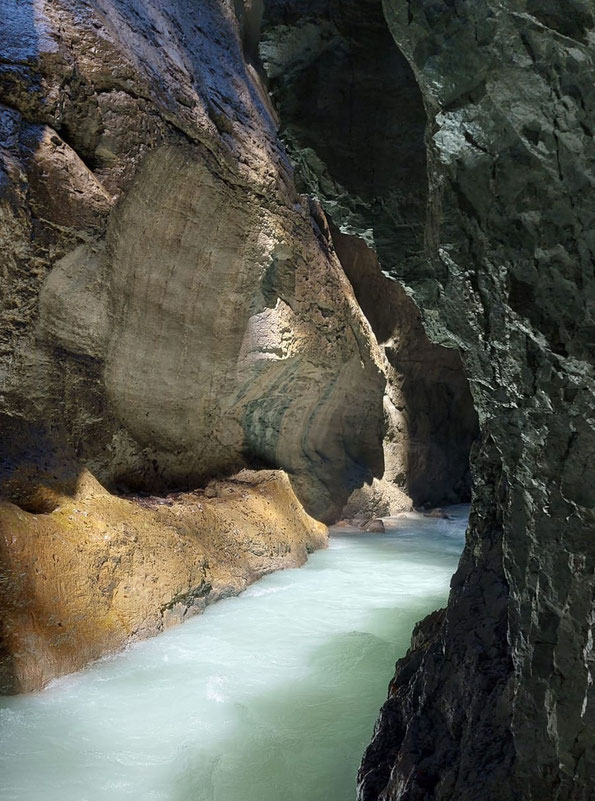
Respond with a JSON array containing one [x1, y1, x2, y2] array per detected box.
[[260, 0, 479, 511], [262, 1, 594, 799]]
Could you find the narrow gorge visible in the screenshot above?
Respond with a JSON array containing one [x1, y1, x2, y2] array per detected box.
[[0, 1, 593, 800]]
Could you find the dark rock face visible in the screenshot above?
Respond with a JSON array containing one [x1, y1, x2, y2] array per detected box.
[[359, 3, 594, 800], [264, 0, 595, 798], [261, 0, 428, 271], [1, 2, 593, 796], [261, 0, 479, 508]]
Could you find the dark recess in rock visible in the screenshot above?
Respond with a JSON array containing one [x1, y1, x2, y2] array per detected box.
[[330, 224, 478, 507], [261, 0, 479, 506], [261, 0, 429, 276], [265, 1, 595, 799]]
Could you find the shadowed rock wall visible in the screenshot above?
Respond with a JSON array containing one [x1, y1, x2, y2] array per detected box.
[[263, 0, 594, 798], [261, 0, 479, 509], [331, 227, 478, 508], [356, 2, 595, 800]]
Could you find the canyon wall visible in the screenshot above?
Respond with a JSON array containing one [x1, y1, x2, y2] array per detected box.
[[365, 3, 595, 799], [0, 0, 388, 525], [263, 0, 594, 798], [3, 5, 589, 801], [261, 0, 479, 511], [0, 0, 388, 690]]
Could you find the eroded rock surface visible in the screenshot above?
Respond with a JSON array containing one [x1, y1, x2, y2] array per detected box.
[[0, 0, 387, 689], [2, 4, 592, 799], [355, 3, 595, 800], [0, 0, 387, 525], [331, 228, 478, 509], [0, 466, 326, 694], [261, 0, 479, 513]]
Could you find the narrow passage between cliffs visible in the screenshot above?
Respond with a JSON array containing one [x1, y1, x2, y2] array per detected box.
[[0, 507, 468, 801]]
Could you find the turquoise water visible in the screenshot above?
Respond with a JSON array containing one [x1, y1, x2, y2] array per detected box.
[[0, 507, 468, 801]]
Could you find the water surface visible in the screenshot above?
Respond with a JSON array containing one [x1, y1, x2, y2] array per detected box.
[[0, 506, 468, 801]]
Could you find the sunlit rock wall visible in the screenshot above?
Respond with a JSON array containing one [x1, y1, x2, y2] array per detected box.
[[330, 227, 478, 509], [0, 466, 327, 694], [0, 0, 388, 523]]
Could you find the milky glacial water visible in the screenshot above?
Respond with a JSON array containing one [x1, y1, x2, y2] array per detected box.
[[0, 506, 468, 801]]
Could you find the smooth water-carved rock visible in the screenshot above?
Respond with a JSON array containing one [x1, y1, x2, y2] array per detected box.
[[262, 0, 479, 510], [0, 465, 326, 694], [330, 227, 478, 509], [0, 0, 389, 687], [0, 0, 388, 523]]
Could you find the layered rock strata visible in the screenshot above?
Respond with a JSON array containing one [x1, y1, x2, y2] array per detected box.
[[0, 467, 326, 694]]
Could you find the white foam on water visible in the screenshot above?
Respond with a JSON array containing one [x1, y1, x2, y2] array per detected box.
[[0, 506, 468, 801]]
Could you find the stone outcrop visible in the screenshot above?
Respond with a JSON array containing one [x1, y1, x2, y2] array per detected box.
[[366, 4, 594, 800], [0, 466, 326, 694], [0, 0, 388, 526], [263, 1, 594, 798], [261, 0, 479, 511]]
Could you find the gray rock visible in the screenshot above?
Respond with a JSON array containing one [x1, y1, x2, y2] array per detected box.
[[261, 0, 480, 511], [362, 518, 386, 533], [372, 2, 594, 799], [264, 0, 595, 798]]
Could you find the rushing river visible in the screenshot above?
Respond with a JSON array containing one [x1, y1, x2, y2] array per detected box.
[[0, 506, 468, 801]]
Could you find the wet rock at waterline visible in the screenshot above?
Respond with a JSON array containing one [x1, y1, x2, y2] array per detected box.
[[362, 519, 386, 534], [0, 510, 468, 801], [0, 468, 326, 694], [363, 3, 594, 800]]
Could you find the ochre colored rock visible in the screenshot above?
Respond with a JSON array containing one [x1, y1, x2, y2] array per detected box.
[[342, 478, 412, 520], [0, 468, 327, 694]]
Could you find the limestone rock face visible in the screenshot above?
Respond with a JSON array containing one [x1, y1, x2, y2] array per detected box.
[[341, 478, 411, 522], [0, 0, 388, 523], [355, 3, 594, 800], [264, 0, 594, 797], [261, 0, 479, 510], [0, 467, 327, 694], [0, 0, 391, 690]]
